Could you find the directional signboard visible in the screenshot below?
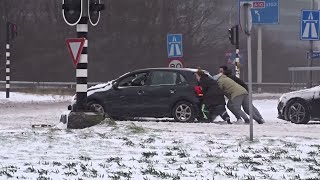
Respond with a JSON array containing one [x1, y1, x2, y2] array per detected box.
[[239, 0, 279, 24], [307, 51, 320, 59], [167, 34, 183, 58], [301, 10, 320, 41], [66, 38, 86, 67]]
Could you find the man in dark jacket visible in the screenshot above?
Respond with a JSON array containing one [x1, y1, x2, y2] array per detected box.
[[219, 65, 264, 124], [196, 68, 232, 124], [219, 66, 248, 90]]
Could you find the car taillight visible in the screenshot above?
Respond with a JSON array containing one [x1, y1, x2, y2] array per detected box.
[[194, 86, 203, 97]]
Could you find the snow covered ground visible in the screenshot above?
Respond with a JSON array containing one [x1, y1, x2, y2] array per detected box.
[[1, 92, 320, 179]]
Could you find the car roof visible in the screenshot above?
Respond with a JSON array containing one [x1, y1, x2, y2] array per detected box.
[[130, 68, 199, 73]]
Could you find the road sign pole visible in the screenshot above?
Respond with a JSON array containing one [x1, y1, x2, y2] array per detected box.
[[257, 25, 262, 93], [5, 22, 10, 98], [75, 0, 89, 112], [235, 25, 240, 78], [308, 0, 315, 88], [248, 34, 253, 142]]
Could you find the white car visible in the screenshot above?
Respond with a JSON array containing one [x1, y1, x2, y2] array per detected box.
[[277, 86, 320, 124]]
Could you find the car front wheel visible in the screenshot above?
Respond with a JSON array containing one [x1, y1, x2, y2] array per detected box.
[[285, 100, 310, 124], [88, 101, 105, 116], [172, 101, 195, 122]]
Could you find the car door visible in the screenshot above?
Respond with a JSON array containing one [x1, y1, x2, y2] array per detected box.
[[106, 71, 150, 117], [311, 87, 320, 118], [143, 70, 185, 117]]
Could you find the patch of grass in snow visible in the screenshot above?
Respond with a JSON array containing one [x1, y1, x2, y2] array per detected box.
[[177, 166, 186, 172], [177, 149, 190, 158], [52, 161, 62, 166], [123, 140, 135, 146], [307, 151, 319, 157], [108, 171, 132, 179], [167, 157, 177, 164], [238, 155, 263, 166], [285, 167, 295, 173], [286, 155, 302, 162], [223, 170, 238, 178], [206, 140, 216, 144], [142, 151, 158, 158], [24, 166, 36, 173], [253, 154, 263, 158], [172, 139, 183, 144], [185, 158, 193, 164], [195, 160, 204, 168], [164, 151, 173, 156], [141, 166, 179, 179], [36, 175, 51, 180], [79, 155, 91, 161], [143, 137, 155, 143], [106, 157, 122, 163], [308, 165, 320, 173], [127, 123, 146, 134], [100, 118, 117, 126], [284, 142, 298, 148], [63, 162, 77, 170], [241, 174, 256, 180], [0, 166, 16, 178]]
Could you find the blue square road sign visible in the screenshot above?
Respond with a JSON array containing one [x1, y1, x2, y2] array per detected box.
[[167, 34, 183, 58], [301, 10, 320, 41]]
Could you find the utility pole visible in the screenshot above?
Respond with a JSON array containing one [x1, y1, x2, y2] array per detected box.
[[308, 0, 315, 88], [257, 25, 262, 93]]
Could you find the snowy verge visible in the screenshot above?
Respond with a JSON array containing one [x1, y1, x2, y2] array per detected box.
[[0, 91, 72, 103]]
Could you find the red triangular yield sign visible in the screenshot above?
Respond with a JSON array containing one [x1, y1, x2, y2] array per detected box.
[[66, 38, 86, 67]]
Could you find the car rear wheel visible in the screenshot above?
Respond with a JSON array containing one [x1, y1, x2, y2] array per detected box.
[[285, 100, 310, 124], [88, 101, 105, 116], [172, 101, 195, 122]]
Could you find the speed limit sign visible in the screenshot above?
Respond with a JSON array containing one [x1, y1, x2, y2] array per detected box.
[[168, 59, 183, 68]]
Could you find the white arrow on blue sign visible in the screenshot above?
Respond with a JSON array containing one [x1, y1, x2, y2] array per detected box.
[[239, 0, 279, 24], [301, 10, 320, 40], [167, 34, 183, 58]]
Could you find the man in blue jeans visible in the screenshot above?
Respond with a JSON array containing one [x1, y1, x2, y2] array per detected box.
[[214, 70, 265, 124], [219, 66, 264, 124]]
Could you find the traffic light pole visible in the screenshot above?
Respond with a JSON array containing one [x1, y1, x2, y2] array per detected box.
[[235, 25, 240, 78], [6, 22, 10, 98], [75, 2, 89, 112]]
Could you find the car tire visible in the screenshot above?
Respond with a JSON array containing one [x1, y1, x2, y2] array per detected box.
[[87, 101, 106, 117], [285, 100, 310, 124], [172, 101, 196, 122]]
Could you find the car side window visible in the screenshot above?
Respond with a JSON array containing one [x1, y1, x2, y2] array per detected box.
[[150, 71, 178, 85], [118, 72, 148, 87]]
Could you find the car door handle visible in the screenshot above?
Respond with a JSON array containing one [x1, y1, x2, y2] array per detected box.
[[170, 89, 176, 94], [137, 90, 144, 95]]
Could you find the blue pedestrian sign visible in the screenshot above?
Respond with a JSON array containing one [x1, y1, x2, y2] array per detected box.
[[239, 0, 279, 24], [301, 10, 320, 40], [167, 34, 183, 58]]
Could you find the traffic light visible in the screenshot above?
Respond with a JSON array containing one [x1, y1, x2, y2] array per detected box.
[[89, 0, 105, 26], [228, 26, 236, 45], [62, 0, 82, 26]]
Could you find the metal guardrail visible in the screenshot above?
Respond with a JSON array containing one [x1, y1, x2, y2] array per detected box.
[[288, 66, 320, 90], [0, 81, 292, 93], [0, 81, 103, 89]]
